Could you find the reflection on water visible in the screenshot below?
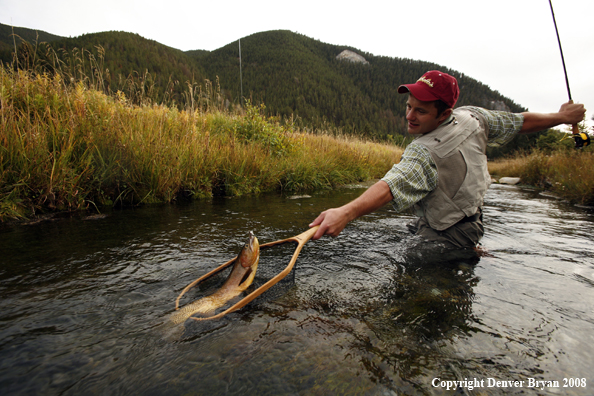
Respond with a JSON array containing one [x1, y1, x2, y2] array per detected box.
[[1, 184, 593, 395]]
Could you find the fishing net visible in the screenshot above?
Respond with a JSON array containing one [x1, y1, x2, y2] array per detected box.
[[176, 239, 300, 320]]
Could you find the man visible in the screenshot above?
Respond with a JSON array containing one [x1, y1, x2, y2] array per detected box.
[[309, 70, 586, 257]]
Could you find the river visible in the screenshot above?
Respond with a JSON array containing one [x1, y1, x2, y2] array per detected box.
[[1, 183, 593, 395]]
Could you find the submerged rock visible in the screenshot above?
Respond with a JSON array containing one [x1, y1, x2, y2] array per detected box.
[[287, 195, 312, 199], [498, 177, 521, 185]]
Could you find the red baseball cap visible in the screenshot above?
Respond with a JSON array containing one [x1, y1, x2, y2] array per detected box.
[[398, 70, 459, 108]]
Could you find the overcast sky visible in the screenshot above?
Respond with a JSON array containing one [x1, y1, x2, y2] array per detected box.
[[2, 0, 593, 127]]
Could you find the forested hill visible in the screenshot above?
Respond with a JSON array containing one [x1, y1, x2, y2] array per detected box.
[[192, 30, 526, 140], [0, 23, 62, 51], [0, 24, 207, 105], [1, 24, 530, 148]]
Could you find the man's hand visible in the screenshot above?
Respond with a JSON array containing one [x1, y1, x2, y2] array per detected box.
[[559, 101, 586, 123], [309, 207, 351, 240]]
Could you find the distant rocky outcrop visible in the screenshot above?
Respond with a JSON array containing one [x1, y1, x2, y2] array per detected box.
[[336, 50, 369, 65], [482, 99, 512, 112]]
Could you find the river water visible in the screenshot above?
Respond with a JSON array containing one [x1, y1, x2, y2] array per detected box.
[[1, 183, 593, 395]]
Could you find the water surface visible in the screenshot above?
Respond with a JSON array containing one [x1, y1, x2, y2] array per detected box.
[[1, 183, 593, 395]]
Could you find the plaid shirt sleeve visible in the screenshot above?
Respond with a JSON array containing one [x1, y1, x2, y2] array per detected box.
[[466, 106, 525, 147], [380, 143, 437, 212]]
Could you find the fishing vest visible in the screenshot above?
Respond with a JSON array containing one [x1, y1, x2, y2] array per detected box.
[[413, 107, 491, 231]]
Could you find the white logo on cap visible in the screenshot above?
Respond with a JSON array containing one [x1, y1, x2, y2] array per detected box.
[[417, 76, 434, 87]]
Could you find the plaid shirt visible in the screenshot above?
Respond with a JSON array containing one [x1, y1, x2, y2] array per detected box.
[[381, 106, 524, 212]]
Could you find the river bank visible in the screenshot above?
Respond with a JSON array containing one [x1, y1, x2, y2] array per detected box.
[[488, 151, 594, 206], [0, 66, 403, 220]]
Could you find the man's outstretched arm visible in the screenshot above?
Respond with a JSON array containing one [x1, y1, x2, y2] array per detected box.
[[520, 101, 586, 134], [309, 180, 394, 240]]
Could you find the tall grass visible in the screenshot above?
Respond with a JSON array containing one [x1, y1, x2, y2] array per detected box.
[[489, 150, 594, 205], [0, 61, 403, 220]]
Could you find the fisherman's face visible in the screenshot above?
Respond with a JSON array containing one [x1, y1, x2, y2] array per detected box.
[[405, 94, 451, 135]]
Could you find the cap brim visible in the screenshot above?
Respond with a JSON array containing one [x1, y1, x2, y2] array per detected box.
[[397, 85, 411, 94]]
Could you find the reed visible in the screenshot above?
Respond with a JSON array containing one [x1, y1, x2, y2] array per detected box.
[[0, 64, 402, 220], [488, 150, 594, 205]]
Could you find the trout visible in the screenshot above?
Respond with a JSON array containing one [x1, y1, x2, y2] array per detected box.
[[169, 232, 260, 325]]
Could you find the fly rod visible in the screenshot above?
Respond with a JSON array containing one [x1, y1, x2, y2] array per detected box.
[[548, 0, 579, 134]]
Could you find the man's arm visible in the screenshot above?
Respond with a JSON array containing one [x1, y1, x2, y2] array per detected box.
[[520, 101, 585, 134], [309, 180, 393, 240]]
